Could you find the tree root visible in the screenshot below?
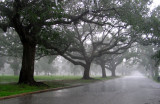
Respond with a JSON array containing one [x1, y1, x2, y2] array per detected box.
[[18, 81, 49, 87]]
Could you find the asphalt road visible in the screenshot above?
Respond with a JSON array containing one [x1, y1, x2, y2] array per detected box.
[[1, 73, 160, 104]]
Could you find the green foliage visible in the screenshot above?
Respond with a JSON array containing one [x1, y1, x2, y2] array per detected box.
[[0, 28, 22, 57], [152, 50, 160, 66], [150, 16, 160, 36], [101, 0, 151, 29], [0, 0, 73, 57]]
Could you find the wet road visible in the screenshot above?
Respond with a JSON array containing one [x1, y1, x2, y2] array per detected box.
[[1, 75, 160, 104]]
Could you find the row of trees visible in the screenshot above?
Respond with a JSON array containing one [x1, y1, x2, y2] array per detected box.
[[0, 0, 159, 85]]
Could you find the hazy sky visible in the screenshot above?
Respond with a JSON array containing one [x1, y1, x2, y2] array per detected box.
[[152, 0, 160, 10]]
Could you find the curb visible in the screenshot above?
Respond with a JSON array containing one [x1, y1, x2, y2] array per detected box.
[[0, 84, 83, 100]]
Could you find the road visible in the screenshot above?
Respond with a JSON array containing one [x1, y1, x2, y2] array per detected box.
[[1, 74, 160, 104]]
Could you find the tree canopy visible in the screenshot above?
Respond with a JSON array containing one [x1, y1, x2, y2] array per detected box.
[[0, 0, 154, 84]]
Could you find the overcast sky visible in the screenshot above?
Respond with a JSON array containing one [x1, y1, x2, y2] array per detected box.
[[151, 0, 160, 10]]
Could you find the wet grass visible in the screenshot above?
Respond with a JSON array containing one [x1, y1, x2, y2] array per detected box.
[[35, 76, 81, 81], [152, 76, 160, 83], [0, 76, 19, 83], [0, 76, 82, 83], [0, 82, 67, 97], [0, 76, 116, 98], [0, 75, 116, 83]]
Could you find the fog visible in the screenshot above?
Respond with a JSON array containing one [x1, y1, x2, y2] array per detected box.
[[0, 0, 160, 82], [0, 55, 149, 77]]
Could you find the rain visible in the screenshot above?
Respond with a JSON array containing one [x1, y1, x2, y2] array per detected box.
[[0, 0, 160, 104]]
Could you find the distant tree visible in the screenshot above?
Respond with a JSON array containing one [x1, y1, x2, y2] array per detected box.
[[106, 52, 136, 77], [127, 45, 160, 78], [138, 45, 159, 78], [61, 21, 140, 79], [149, 6, 160, 69], [94, 56, 109, 78], [0, 56, 6, 71], [35, 56, 58, 76], [7, 57, 21, 76], [95, 50, 137, 77]]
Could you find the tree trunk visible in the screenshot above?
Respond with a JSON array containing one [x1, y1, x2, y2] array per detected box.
[[100, 64, 107, 78], [83, 63, 91, 79], [18, 42, 36, 85], [154, 67, 159, 77], [151, 70, 154, 78], [111, 68, 116, 77]]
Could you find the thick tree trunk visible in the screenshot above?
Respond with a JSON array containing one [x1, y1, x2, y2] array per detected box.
[[100, 64, 107, 78], [83, 63, 91, 79], [111, 68, 116, 77], [18, 42, 36, 85]]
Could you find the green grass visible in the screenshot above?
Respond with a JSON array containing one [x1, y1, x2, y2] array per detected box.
[[0, 76, 82, 83], [0, 75, 115, 83], [152, 76, 160, 83], [35, 76, 81, 81], [0, 82, 67, 97], [0, 75, 81, 97], [0, 76, 116, 98], [0, 76, 19, 83]]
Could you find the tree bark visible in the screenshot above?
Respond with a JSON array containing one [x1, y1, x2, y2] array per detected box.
[[83, 63, 91, 79], [18, 42, 36, 85], [111, 68, 116, 77], [100, 63, 107, 78]]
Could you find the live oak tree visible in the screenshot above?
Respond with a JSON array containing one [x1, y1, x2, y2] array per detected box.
[[60, 0, 152, 79], [136, 45, 160, 78], [0, 0, 152, 84], [94, 54, 122, 78], [124, 44, 160, 78], [94, 56, 109, 78], [95, 50, 136, 77], [105, 52, 136, 77], [0, 0, 75, 85], [61, 21, 139, 79], [0, 0, 112, 84], [148, 6, 160, 70]]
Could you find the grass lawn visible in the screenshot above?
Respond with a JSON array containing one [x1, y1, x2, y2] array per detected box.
[[0, 76, 82, 83], [0, 82, 67, 97], [0, 76, 115, 98]]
